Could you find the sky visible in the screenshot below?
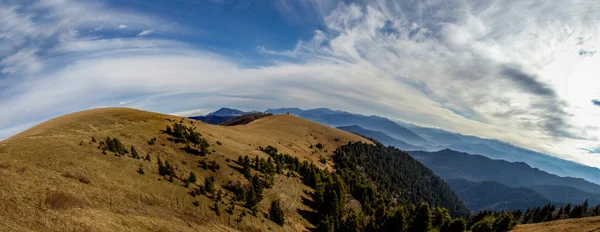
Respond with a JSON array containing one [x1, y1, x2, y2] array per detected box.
[[1, 0, 600, 167]]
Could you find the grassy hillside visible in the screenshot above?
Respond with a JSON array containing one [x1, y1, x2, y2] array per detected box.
[[0, 107, 370, 231], [512, 216, 600, 232]]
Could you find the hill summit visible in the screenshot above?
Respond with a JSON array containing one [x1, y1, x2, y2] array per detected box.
[[0, 107, 370, 231]]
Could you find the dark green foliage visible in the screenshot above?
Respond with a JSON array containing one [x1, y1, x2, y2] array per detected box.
[[341, 210, 366, 232], [269, 199, 285, 226], [440, 218, 466, 232], [100, 136, 128, 155], [158, 158, 175, 177], [245, 174, 263, 212], [213, 202, 220, 216], [189, 171, 197, 184], [471, 217, 493, 232], [204, 176, 215, 196], [208, 160, 220, 172], [408, 202, 432, 232], [130, 146, 140, 159], [315, 143, 324, 150], [165, 123, 210, 155], [333, 142, 470, 217], [148, 137, 157, 145], [432, 207, 451, 229]]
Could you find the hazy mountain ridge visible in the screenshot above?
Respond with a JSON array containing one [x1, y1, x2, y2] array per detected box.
[[410, 149, 600, 204], [446, 178, 551, 212], [265, 107, 600, 185], [336, 125, 425, 151]]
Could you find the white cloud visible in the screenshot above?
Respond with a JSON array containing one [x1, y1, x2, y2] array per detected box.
[[170, 109, 212, 117], [138, 30, 154, 36], [117, 24, 128, 29], [1, 0, 600, 169]]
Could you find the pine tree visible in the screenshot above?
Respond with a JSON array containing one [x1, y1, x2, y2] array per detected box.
[[158, 157, 166, 176], [189, 171, 197, 184], [130, 146, 140, 159], [564, 203, 571, 215], [408, 202, 432, 232], [269, 199, 285, 226], [204, 176, 215, 195]]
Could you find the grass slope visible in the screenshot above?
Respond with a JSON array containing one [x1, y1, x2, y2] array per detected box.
[[512, 216, 600, 232], [0, 107, 369, 232]]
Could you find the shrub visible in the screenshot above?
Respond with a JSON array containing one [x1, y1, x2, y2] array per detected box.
[[315, 143, 324, 150], [193, 201, 199, 207], [137, 168, 145, 175]]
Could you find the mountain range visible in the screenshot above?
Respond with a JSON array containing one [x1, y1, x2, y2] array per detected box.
[[191, 107, 600, 213]]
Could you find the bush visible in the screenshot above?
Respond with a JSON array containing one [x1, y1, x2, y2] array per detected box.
[[137, 168, 145, 175]]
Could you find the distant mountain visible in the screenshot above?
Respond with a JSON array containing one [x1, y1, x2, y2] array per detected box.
[[207, 107, 246, 117], [404, 123, 600, 184], [337, 125, 424, 151], [188, 115, 235, 125], [528, 185, 600, 206], [189, 108, 246, 125], [266, 108, 433, 148], [410, 149, 600, 195], [267, 107, 600, 185], [447, 179, 550, 212]]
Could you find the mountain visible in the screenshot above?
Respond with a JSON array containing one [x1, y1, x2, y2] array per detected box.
[[266, 108, 433, 148], [188, 115, 235, 125], [405, 123, 600, 184], [335, 142, 470, 216], [0, 107, 478, 231], [188, 108, 247, 125], [206, 107, 246, 116], [446, 179, 551, 212], [336, 125, 424, 151], [410, 149, 600, 197], [529, 185, 600, 206], [0, 107, 373, 231], [267, 107, 600, 185]]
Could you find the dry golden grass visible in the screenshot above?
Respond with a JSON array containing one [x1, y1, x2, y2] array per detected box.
[[0, 107, 369, 231], [512, 216, 600, 232]]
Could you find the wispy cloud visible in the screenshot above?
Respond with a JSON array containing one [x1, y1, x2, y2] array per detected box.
[[593, 99, 600, 106], [138, 30, 154, 36], [117, 24, 128, 29], [1, 0, 600, 168], [170, 108, 212, 117]]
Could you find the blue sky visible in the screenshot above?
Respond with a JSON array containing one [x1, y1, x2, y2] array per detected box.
[[1, 0, 600, 167]]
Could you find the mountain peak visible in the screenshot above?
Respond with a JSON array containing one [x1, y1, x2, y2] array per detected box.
[[207, 107, 245, 116]]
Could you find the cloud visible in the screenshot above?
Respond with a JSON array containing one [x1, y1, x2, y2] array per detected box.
[[593, 99, 600, 106], [117, 24, 128, 29], [138, 30, 154, 36], [170, 108, 212, 117], [1, 0, 600, 169]]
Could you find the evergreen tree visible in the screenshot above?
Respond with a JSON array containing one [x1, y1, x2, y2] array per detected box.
[[440, 218, 466, 232], [189, 171, 197, 184], [204, 176, 215, 195], [130, 146, 140, 159], [408, 202, 432, 232], [432, 207, 451, 229], [564, 203, 571, 215], [269, 199, 285, 226]]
